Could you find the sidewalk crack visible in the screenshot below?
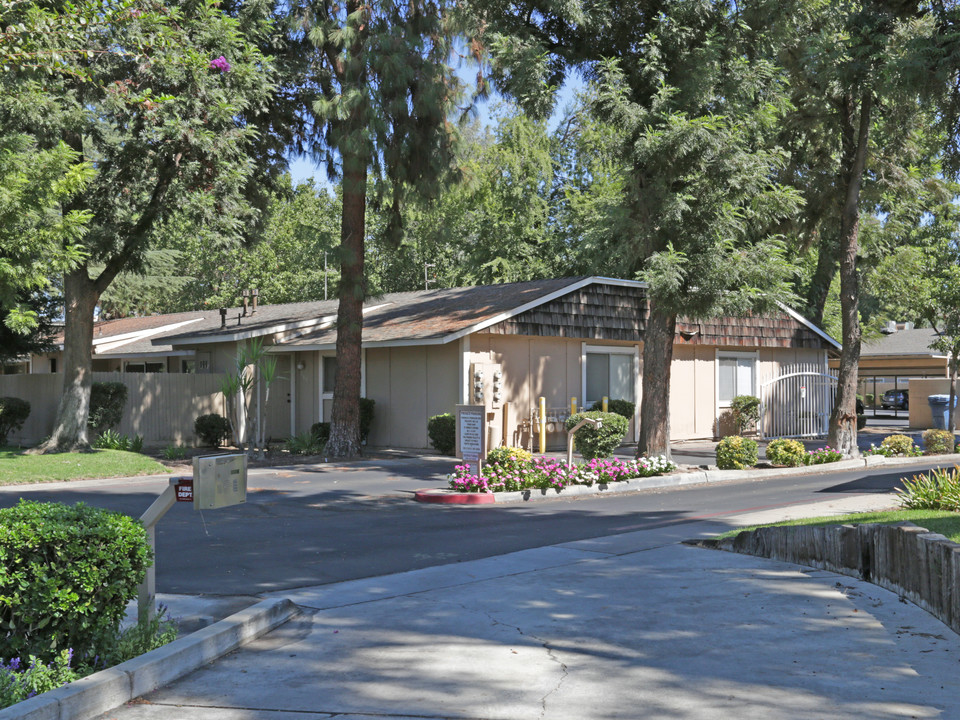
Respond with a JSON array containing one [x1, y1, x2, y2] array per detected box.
[[474, 607, 568, 718]]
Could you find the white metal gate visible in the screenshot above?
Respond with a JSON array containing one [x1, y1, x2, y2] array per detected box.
[[759, 372, 837, 439]]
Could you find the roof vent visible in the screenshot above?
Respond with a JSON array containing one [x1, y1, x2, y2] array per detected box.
[[219, 308, 227, 329]]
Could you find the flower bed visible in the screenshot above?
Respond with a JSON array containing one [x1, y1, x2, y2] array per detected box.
[[448, 455, 677, 493]]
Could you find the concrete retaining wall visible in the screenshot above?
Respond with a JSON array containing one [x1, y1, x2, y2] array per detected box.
[[702, 523, 960, 636]]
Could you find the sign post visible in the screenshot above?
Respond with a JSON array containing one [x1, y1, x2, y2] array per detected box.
[[137, 453, 247, 625], [456, 404, 486, 475]]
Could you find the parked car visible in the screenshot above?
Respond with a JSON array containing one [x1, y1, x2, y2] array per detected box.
[[880, 389, 909, 410]]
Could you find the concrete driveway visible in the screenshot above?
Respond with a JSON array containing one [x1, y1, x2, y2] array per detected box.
[[95, 510, 960, 720]]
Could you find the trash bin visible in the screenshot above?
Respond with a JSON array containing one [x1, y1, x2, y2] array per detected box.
[[927, 394, 956, 430]]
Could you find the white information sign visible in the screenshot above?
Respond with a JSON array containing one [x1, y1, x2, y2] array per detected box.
[[456, 405, 486, 463], [193, 453, 248, 510]]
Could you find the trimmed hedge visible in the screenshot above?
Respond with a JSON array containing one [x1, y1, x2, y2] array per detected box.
[[922, 428, 956, 455], [766, 438, 806, 467], [716, 435, 759, 470], [565, 411, 629, 460], [88, 382, 127, 436], [194, 413, 231, 447], [0, 500, 152, 664], [427, 413, 455, 455], [0, 397, 30, 446]]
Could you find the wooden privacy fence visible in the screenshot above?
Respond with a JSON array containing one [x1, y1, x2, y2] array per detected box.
[[0, 372, 292, 447]]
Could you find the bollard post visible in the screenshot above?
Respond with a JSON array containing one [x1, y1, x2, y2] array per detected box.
[[539, 396, 546, 454]]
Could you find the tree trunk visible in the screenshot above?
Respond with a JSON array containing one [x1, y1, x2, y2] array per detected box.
[[949, 350, 958, 436], [637, 302, 676, 460], [828, 93, 872, 458], [326, 159, 367, 458], [806, 235, 838, 328], [30, 267, 100, 453]]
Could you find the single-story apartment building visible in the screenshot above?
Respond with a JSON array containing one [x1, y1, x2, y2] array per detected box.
[[2, 276, 840, 448]]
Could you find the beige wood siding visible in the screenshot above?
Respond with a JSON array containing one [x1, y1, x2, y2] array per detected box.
[[364, 344, 459, 448]]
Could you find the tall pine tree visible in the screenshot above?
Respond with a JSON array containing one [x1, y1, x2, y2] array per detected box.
[[287, 0, 471, 457]]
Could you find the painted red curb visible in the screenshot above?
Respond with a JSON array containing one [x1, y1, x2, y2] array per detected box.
[[414, 489, 496, 504]]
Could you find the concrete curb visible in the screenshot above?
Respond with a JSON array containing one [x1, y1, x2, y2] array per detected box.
[[0, 597, 298, 720], [418, 452, 960, 504]]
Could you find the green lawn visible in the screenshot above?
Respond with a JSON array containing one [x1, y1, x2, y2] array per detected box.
[[0, 447, 170, 485], [719, 509, 960, 543]]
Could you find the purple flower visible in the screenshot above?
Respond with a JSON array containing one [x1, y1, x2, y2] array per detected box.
[[209, 55, 231, 73]]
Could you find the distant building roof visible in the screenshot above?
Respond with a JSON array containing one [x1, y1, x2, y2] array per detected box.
[[861, 327, 945, 357]]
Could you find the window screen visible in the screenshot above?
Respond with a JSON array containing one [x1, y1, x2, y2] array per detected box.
[[586, 352, 635, 405], [718, 356, 755, 404]]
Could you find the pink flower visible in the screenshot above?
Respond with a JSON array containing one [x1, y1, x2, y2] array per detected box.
[[210, 55, 231, 72]]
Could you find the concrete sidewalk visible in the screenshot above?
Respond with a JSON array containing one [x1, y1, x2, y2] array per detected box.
[[89, 492, 960, 720]]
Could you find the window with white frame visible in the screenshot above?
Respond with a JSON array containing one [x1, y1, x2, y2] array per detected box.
[[718, 354, 756, 405], [585, 350, 636, 406]]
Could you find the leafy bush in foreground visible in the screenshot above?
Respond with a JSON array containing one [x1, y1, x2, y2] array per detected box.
[[0, 501, 151, 665], [897, 467, 960, 511]]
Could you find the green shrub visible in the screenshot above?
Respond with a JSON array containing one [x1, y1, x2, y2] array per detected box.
[[427, 413, 455, 455], [0, 398, 30, 446], [194, 414, 231, 447], [716, 435, 759, 470], [0, 500, 152, 665], [162, 445, 186, 460], [865, 393, 875, 406], [95, 605, 177, 671], [730, 395, 761, 434], [922, 428, 956, 455], [310, 422, 331, 445], [88, 382, 127, 436], [286, 430, 324, 455], [0, 649, 79, 709], [565, 411, 629, 460], [766, 438, 806, 467], [588, 398, 635, 421], [359, 398, 375, 443], [879, 434, 921, 456], [93, 430, 143, 452], [486, 446, 533, 468], [897, 467, 960, 511]]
